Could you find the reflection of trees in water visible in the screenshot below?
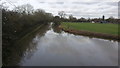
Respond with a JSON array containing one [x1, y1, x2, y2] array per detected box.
[[52, 24, 62, 34], [3, 25, 49, 66]]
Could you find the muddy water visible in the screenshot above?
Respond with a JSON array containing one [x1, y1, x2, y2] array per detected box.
[[13, 23, 118, 66]]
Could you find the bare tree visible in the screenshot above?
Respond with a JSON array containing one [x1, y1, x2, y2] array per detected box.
[[0, 1, 8, 10], [58, 11, 66, 18], [69, 14, 74, 20], [69, 14, 77, 22], [14, 4, 34, 14]]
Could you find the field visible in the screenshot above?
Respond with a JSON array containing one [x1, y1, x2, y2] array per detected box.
[[61, 22, 118, 35]]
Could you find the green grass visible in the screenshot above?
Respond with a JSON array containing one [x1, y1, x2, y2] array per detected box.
[[61, 22, 118, 35]]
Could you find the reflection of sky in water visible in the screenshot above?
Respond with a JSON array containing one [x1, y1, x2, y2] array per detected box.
[[20, 27, 118, 66]]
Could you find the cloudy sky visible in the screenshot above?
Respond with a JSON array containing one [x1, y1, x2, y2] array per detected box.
[[1, 0, 119, 19]]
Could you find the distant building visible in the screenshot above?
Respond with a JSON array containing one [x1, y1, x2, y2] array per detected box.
[[118, 1, 120, 19], [101, 15, 106, 23], [102, 15, 105, 21]]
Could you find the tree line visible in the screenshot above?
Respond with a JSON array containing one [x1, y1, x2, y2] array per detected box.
[[2, 4, 53, 41], [2, 4, 54, 65], [56, 11, 120, 24]]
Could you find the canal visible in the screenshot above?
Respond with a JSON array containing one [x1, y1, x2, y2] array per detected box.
[[5, 23, 118, 66]]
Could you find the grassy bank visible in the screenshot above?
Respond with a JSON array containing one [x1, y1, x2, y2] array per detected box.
[[61, 22, 118, 35], [60, 22, 119, 41]]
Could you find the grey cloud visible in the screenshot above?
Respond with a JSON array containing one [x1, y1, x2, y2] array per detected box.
[[56, 2, 64, 4], [97, 2, 118, 7], [106, 2, 118, 6], [47, 2, 64, 5], [72, 2, 99, 5], [39, 2, 45, 3]]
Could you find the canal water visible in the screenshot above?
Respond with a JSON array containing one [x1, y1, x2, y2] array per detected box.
[[9, 23, 118, 66]]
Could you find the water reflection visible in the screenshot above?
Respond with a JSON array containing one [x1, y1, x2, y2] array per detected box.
[[19, 24, 118, 66], [3, 24, 49, 66]]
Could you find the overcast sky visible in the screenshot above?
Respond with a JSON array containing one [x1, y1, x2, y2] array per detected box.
[[1, 0, 119, 19]]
